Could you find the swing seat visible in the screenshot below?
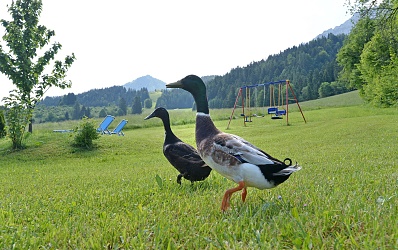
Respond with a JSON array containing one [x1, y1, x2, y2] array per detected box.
[[277, 110, 286, 115], [268, 107, 278, 114]]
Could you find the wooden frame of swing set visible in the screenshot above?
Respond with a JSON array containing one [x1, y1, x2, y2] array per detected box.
[[227, 80, 306, 128]]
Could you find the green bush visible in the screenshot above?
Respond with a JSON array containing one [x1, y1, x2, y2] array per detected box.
[[144, 98, 152, 109], [72, 117, 100, 149], [5, 104, 30, 149], [0, 109, 6, 138]]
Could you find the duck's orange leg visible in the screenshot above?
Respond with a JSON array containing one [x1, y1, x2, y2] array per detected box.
[[221, 181, 245, 211], [241, 187, 247, 202]]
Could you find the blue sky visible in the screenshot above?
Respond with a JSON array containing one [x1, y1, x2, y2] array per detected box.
[[0, 0, 351, 101]]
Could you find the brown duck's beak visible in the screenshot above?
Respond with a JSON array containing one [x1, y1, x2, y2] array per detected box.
[[166, 80, 182, 89]]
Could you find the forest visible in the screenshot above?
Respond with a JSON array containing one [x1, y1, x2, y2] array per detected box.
[[157, 0, 398, 110], [37, 33, 348, 112], [156, 33, 350, 110], [40, 86, 150, 108], [34, 87, 152, 122]]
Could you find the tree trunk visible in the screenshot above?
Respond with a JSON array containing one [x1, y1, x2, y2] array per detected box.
[[28, 119, 33, 133]]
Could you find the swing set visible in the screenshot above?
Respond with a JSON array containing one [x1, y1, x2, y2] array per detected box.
[[227, 80, 306, 128]]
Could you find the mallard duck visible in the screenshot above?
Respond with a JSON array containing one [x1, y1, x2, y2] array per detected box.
[[166, 75, 301, 211], [144, 107, 212, 184]]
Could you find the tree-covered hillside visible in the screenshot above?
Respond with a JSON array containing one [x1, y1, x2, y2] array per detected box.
[[35, 86, 151, 122], [155, 75, 216, 110], [40, 86, 150, 107], [156, 33, 349, 109]]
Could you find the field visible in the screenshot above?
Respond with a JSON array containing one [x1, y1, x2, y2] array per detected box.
[[0, 91, 397, 249]]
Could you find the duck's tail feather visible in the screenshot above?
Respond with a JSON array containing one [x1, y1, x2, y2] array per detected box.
[[273, 163, 302, 176]]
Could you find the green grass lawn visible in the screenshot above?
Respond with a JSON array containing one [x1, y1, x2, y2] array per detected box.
[[0, 94, 397, 249]]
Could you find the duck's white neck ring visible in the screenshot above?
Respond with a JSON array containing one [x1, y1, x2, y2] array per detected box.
[[197, 112, 210, 117]]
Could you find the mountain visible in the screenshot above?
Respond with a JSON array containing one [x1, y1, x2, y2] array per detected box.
[[201, 75, 216, 83], [315, 13, 360, 39], [123, 75, 166, 91]]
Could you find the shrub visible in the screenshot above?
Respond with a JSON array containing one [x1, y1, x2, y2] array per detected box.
[[4, 104, 30, 149], [144, 98, 152, 109], [319, 81, 350, 98], [0, 109, 6, 138], [72, 117, 100, 149]]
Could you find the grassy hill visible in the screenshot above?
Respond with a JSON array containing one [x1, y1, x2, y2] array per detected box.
[[0, 92, 397, 248], [297, 90, 364, 109], [149, 90, 162, 108]]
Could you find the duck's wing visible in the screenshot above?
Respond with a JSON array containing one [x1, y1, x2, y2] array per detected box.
[[164, 142, 207, 167], [231, 134, 284, 163], [212, 133, 276, 166]]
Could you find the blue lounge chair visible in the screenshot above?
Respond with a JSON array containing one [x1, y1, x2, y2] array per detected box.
[[97, 115, 115, 134], [111, 119, 128, 136]]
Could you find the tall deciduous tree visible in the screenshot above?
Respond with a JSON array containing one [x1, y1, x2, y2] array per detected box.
[[338, 0, 398, 106], [337, 17, 376, 90], [0, 0, 75, 149]]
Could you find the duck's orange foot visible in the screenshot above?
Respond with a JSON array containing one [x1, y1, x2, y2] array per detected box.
[[220, 181, 246, 211], [221, 193, 231, 211]]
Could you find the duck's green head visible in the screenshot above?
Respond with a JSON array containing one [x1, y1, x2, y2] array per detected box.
[[166, 75, 209, 114]]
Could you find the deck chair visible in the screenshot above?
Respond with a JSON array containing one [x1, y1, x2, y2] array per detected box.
[[111, 119, 128, 136], [97, 115, 115, 134]]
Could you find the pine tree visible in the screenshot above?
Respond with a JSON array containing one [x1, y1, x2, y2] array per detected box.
[[132, 96, 142, 114], [80, 105, 87, 118], [72, 102, 80, 120], [99, 108, 107, 118], [119, 98, 127, 115]]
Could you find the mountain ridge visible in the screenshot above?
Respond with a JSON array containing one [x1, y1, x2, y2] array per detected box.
[[123, 75, 166, 91], [315, 13, 359, 39]]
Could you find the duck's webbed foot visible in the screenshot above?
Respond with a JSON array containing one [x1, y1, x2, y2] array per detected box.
[[221, 181, 245, 211]]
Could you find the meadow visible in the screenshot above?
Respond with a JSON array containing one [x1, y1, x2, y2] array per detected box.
[[0, 91, 397, 249]]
